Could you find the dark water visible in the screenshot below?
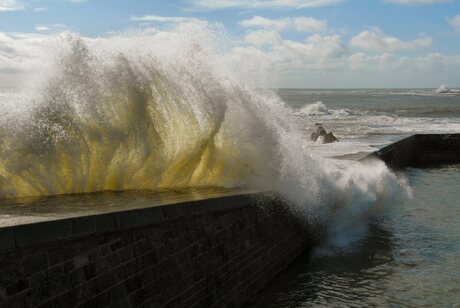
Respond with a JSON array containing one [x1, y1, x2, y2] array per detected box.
[[248, 165, 460, 307]]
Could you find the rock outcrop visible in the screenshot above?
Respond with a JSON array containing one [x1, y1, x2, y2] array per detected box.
[[310, 124, 338, 144]]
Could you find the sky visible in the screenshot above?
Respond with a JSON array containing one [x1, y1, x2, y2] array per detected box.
[[0, 0, 459, 88]]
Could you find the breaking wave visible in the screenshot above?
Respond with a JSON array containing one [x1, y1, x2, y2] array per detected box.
[[299, 101, 358, 117], [0, 24, 410, 247]]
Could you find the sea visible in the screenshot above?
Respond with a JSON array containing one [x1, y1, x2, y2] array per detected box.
[[0, 34, 459, 307], [248, 89, 460, 307], [280, 88, 460, 158]]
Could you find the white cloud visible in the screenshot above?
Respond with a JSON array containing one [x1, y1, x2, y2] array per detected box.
[[448, 14, 460, 32], [34, 25, 49, 31], [0, 32, 51, 77], [222, 19, 459, 88], [239, 16, 291, 31], [239, 16, 326, 33], [350, 30, 432, 52], [190, 0, 345, 10], [305, 34, 347, 58], [0, 20, 459, 89], [226, 40, 460, 88], [386, 0, 452, 4], [347, 52, 459, 73], [34, 24, 68, 32], [231, 32, 347, 76], [244, 30, 282, 46], [348, 52, 398, 71], [0, 0, 23, 11], [294, 17, 327, 32], [131, 15, 198, 23], [34, 7, 49, 12]]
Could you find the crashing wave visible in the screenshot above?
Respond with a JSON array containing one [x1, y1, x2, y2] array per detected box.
[[435, 85, 460, 96], [436, 85, 451, 93], [0, 25, 410, 248]]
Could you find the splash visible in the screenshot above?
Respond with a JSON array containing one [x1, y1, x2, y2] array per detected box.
[[0, 23, 410, 247], [0, 36, 273, 197], [435, 85, 460, 95], [436, 85, 451, 93]]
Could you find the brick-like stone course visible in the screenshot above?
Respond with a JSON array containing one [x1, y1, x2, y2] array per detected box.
[[0, 193, 310, 308], [362, 133, 460, 168]]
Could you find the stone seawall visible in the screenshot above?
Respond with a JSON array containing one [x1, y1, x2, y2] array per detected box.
[[0, 193, 310, 307], [362, 134, 460, 168]]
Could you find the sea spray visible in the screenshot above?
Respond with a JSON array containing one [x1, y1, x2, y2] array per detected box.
[[0, 30, 279, 198], [0, 23, 411, 247]]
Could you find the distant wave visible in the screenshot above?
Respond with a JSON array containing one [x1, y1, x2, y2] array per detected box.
[[385, 88, 460, 97], [299, 101, 360, 117]]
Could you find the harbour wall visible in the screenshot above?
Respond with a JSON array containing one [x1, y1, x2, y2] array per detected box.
[[5, 133, 456, 307], [362, 134, 460, 168], [0, 193, 311, 307]]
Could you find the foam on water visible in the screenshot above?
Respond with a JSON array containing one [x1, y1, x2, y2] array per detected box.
[[0, 24, 410, 247], [299, 101, 357, 117]]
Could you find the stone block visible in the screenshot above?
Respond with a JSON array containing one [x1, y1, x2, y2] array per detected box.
[[0, 229, 15, 254], [95, 214, 118, 234], [23, 253, 49, 276], [71, 217, 96, 237], [14, 220, 72, 248]]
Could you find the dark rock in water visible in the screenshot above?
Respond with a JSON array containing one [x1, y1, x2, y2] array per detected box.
[[310, 125, 338, 143], [310, 132, 318, 141], [310, 125, 327, 141], [323, 132, 338, 143]]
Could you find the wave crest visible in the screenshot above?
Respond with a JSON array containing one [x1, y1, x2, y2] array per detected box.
[[299, 101, 356, 117]]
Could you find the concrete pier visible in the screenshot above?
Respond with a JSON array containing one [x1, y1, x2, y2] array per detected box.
[[362, 134, 460, 168], [0, 192, 311, 307]]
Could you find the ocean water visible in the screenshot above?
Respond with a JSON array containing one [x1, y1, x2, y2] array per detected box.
[[0, 29, 458, 306], [280, 88, 460, 157], [248, 165, 460, 307], [243, 89, 460, 307]]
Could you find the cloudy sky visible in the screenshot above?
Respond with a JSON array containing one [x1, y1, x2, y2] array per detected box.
[[0, 0, 459, 88]]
